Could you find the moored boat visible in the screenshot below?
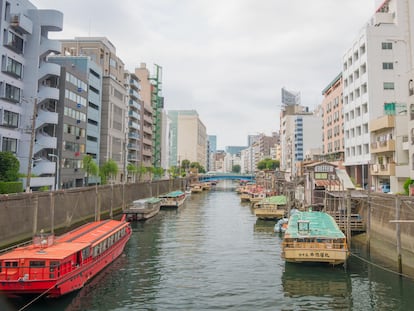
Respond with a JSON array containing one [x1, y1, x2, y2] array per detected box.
[[281, 211, 349, 265], [123, 197, 162, 221], [0, 218, 131, 298], [159, 190, 186, 208], [254, 195, 287, 220]]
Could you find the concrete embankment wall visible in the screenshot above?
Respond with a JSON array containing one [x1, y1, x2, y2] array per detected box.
[[0, 179, 184, 248], [356, 193, 414, 276]]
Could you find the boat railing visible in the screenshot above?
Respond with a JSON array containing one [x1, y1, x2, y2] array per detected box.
[[282, 241, 347, 250], [0, 240, 33, 255]]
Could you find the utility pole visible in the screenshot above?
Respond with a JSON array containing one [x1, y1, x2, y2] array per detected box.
[[26, 98, 38, 193]]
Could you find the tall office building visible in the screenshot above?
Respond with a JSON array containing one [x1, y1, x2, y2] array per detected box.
[[49, 56, 103, 187], [61, 37, 127, 182], [168, 110, 207, 169], [0, 0, 63, 191]]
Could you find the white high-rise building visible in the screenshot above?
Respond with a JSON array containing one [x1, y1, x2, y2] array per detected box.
[[343, 0, 411, 191], [0, 0, 63, 191]]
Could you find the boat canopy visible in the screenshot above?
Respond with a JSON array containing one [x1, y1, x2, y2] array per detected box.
[[159, 191, 184, 198], [259, 195, 287, 205], [285, 211, 345, 239]]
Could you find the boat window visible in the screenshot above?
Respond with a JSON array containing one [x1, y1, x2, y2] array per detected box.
[[5, 261, 18, 267], [29, 261, 45, 268], [50, 261, 59, 271]]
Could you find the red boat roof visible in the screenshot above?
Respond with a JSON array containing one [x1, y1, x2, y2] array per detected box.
[[0, 219, 128, 261]]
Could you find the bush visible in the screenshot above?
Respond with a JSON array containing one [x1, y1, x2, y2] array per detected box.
[[0, 181, 23, 194]]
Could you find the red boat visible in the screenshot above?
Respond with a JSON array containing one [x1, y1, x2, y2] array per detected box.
[[0, 218, 131, 298]]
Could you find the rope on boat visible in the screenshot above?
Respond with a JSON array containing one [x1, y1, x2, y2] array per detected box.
[[17, 284, 57, 311], [350, 251, 414, 281]]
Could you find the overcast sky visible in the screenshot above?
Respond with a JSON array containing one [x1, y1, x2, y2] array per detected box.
[[32, 0, 375, 149]]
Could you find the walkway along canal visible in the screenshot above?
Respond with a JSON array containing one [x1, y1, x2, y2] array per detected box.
[[3, 182, 414, 310]]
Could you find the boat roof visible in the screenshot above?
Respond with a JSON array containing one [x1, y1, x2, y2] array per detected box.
[[0, 220, 128, 261], [159, 190, 184, 198], [285, 211, 345, 239], [259, 195, 287, 205]]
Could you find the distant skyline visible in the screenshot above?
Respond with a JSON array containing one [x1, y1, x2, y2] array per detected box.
[[32, 0, 375, 149]]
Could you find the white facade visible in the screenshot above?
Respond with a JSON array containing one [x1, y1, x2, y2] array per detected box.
[[343, 0, 412, 190], [0, 1, 63, 190]]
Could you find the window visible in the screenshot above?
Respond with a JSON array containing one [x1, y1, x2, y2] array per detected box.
[[382, 42, 393, 50], [383, 62, 394, 70], [4, 84, 20, 102], [109, 58, 117, 68], [3, 57, 23, 78], [5, 31, 24, 54], [361, 63, 367, 74], [384, 82, 395, 90], [360, 44, 366, 55], [409, 79, 414, 96], [3, 110, 19, 127], [2, 137, 17, 153], [362, 103, 368, 114]]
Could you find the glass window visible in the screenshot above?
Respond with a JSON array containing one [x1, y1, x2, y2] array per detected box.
[[4, 84, 20, 102], [4, 57, 23, 78], [381, 42, 392, 50], [3, 110, 19, 127], [382, 62, 394, 70], [2, 137, 17, 153], [6, 31, 24, 53], [384, 82, 395, 90]]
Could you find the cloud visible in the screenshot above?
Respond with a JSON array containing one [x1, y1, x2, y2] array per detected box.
[[32, 0, 375, 148]]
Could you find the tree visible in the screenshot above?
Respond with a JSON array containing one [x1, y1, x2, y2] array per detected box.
[[0, 152, 20, 182], [137, 164, 147, 182], [83, 155, 99, 185], [146, 166, 155, 181], [153, 167, 164, 179], [403, 178, 413, 195], [190, 162, 206, 174], [257, 158, 280, 170], [127, 163, 137, 182], [181, 159, 190, 171], [232, 164, 241, 173], [101, 159, 118, 184]]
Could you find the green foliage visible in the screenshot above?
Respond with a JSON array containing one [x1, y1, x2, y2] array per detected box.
[[0, 181, 23, 194], [232, 164, 241, 173], [83, 155, 99, 185], [181, 159, 190, 170], [403, 178, 413, 195], [190, 162, 206, 174], [167, 166, 179, 179], [137, 165, 147, 182], [100, 159, 118, 183], [153, 167, 164, 179], [0, 152, 20, 182], [257, 158, 280, 170]]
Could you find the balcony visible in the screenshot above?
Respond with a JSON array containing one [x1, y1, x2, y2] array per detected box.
[[127, 143, 139, 150], [370, 139, 395, 153], [39, 38, 61, 57], [128, 132, 140, 140], [373, 12, 394, 26], [370, 115, 395, 132], [32, 159, 56, 175], [128, 110, 140, 120], [36, 109, 58, 128], [34, 132, 57, 153], [129, 99, 140, 110], [143, 125, 152, 134], [38, 10, 63, 32], [38, 85, 59, 101], [143, 137, 152, 146], [10, 13, 33, 34], [143, 114, 153, 124], [128, 121, 139, 129], [371, 163, 395, 176], [129, 89, 140, 99], [142, 148, 152, 157], [38, 62, 60, 80]]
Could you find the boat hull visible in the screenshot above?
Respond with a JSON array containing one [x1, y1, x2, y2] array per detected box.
[[282, 247, 349, 265]]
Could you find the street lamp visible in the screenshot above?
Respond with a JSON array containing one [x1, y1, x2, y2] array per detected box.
[[48, 153, 59, 190]]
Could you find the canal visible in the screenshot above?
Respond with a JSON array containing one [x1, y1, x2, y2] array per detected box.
[[4, 181, 414, 310]]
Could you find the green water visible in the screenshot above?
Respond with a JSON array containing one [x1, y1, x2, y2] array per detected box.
[[4, 182, 414, 310]]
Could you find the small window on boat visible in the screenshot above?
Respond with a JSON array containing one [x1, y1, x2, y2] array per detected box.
[[50, 261, 60, 271], [5, 261, 18, 267], [30, 261, 46, 268]]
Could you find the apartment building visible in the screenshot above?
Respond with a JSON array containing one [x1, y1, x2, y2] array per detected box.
[[343, 0, 411, 191], [135, 63, 153, 167], [124, 70, 142, 168], [0, 1, 63, 191], [321, 73, 344, 163], [61, 37, 127, 182]]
